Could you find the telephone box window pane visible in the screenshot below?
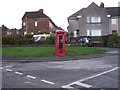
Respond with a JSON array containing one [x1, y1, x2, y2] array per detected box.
[[59, 36, 63, 43], [59, 36, 63, 48]]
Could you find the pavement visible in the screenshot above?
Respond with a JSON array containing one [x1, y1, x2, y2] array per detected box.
[[2, 47, 119, 63]]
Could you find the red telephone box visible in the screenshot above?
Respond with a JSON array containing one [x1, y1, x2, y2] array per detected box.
[[55, 30, 66, 56]]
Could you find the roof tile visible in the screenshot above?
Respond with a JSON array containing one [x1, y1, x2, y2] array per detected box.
[[68, 2, 120, 20], [22, 10, 49, 20]]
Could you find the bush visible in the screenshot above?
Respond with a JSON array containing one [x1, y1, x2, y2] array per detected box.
[[44, 36, 55, 45], [2, 34, 35, 45], [113, 32, 118, 44], [25, 34, 33, 39], [13, 34, 24, 45], [107, 35, 113, 47], [107, 33, 119, 48], [66, 33, 69, 37], [2, 35, 14, 44], [18, 38, 34, 45]]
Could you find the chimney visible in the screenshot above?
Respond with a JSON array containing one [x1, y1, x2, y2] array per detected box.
[[100, 2, 104, 8], [39, 9, 44, 13]]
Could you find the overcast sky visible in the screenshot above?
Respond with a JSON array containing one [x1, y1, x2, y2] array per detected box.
[[0, 0, 119, 31]]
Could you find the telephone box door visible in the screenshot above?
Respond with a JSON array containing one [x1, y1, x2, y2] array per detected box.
[[55, 30, 66, 56]]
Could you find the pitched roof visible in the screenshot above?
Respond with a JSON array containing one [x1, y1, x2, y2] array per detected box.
[[105, 7, 120, 16], [68, 8, 86, 19], [22, 9, 59, 29], [1, 25, 10, 31], [22, 9, 49, 20], [68, 2, 120, 20]]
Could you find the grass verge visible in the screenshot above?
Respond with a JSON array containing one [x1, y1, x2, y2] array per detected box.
[[2, 46, 107, 57]]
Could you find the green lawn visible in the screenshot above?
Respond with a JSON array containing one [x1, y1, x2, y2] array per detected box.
[[2, 46, 107, 57], [0, 48, 2, 55]]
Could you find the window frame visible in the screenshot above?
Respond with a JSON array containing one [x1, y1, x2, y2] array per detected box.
[[111, 19, 117, 24], [112, 30, 117, 34], [91, 17, 101, 23], [91, 30, 101, 36], [35, 21, 38, 27], [87, 17, 90, 23], [87, 16, 101, 24], [23, 22, 26, 26], [87, 30, 90, 36], [76, 29, 79, 35]]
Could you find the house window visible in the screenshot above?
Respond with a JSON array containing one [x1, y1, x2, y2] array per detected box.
[[49, 21, 53, 28], [91, 17, 101, 23], [7, 31, 11, 35], [111, 19, 117, 24], [112, 30, 117, 34], [77, 15, 82, 19], [7, 31, 10, 35], [76, 29, 79, 35], [107, 15, 111, 18], [87, 17, 101, 23], [31, 32, 34, 35], [87, 17, 90, 23], [87, 30, 90, 36], [24, 31, 27, 35], [35, 21, 37, 26], [17, 31, 19, 34], [23, 22, 26, 26], [74, 31, 77, 37], [91, 30, 101, 36]]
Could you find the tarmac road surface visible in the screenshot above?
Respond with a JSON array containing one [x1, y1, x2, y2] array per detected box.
[[1, 48, 119, 89]]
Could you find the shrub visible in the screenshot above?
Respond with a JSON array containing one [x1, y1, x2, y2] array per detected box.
[[107, 35, 113, 47], [2, 34, 35, 45], [107, 33, 119, 48], [13, 34, 24, 45], [44, 36, 55, 45], [66, 32, 69, 37], [25, 34, 33, 39], [2, 35, 14, 44], [113, 32, 118, 44]]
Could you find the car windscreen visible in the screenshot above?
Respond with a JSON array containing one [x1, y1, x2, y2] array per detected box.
[[33, 36, 39, 40]]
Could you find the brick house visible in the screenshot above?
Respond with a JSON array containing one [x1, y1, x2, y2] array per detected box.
[[0, 27, 1, 44], [1, 25, 20, 36], [10, 28, 19, 35], [67, 2, 120, 42], [22, 9, 58, 35], [1, 25, 11, 36]]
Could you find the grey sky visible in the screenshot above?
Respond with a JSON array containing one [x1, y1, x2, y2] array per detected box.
[[0, 0, 119, 31]]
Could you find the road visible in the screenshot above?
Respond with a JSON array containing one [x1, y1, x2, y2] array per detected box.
[[1, 50, 119, 89]]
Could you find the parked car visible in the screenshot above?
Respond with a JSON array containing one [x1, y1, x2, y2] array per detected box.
[[78, 37, 92, 46], [32, 34, 50, 42]]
